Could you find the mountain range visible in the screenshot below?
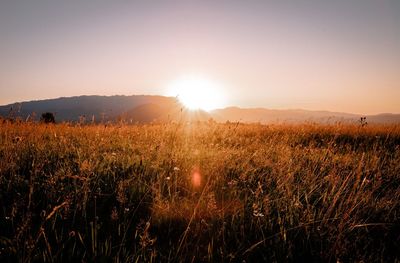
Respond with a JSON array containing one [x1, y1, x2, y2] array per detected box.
[[1, 95, 399, 124]]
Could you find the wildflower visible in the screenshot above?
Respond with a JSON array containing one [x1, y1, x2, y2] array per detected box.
[[252, 203, 264, 217], [253, 211, 265, 217]]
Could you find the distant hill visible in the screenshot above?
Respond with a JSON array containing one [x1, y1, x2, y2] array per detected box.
[[0, 95, 179, 122], [365, 113, 400, 124], [212, 107, 400, 124], [211, 107, 357, 124], [1, 95, 399, 124]]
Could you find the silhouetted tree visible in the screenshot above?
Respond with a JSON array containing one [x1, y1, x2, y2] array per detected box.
[[40, 112, 56, 123]]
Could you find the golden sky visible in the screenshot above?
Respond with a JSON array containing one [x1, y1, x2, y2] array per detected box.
[[0, 0, 399, 114]]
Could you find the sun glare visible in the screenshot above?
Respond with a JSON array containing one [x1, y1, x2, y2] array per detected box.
[[166, 75, 226, 111]]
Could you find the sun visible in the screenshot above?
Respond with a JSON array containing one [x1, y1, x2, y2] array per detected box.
[[166, 75, 226, 111]]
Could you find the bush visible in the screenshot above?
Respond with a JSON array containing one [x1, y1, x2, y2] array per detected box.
[[40, 112, 56, 123]]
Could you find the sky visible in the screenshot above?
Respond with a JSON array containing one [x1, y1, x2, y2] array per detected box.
[[0, 0, 399, 114]]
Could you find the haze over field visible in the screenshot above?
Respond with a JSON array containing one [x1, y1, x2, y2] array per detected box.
[[1, 0, 400, 114]]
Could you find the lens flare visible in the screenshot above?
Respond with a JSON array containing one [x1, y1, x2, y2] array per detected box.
[[191, 168, 202, 188]]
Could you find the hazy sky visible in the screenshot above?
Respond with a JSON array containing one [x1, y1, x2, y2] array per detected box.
[[0, 0, 399, 114]]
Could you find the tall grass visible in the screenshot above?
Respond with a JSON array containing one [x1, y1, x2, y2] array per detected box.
[[0, 122, 399, 262]]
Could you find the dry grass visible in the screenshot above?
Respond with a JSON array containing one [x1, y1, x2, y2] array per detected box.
[[0, 121, 399, 262]]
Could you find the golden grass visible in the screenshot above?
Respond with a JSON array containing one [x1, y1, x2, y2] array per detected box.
[[0, 121, 399, 262]]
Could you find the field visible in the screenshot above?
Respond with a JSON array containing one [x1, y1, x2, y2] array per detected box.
[[0, 122, 399, 262]]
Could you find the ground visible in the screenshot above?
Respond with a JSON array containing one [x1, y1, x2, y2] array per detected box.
[[0, 122, 399, 262]]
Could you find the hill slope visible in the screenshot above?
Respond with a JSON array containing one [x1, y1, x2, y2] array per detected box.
[[211, 107, 358, 124], [0, 95, 178, 122], [1, 95, 399, 124]]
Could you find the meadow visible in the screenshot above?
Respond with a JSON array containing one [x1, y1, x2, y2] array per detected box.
[[0, 121, 399, 262]]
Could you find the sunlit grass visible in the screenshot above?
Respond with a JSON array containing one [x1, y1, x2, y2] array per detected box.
[[0, 121, 399, 261]]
